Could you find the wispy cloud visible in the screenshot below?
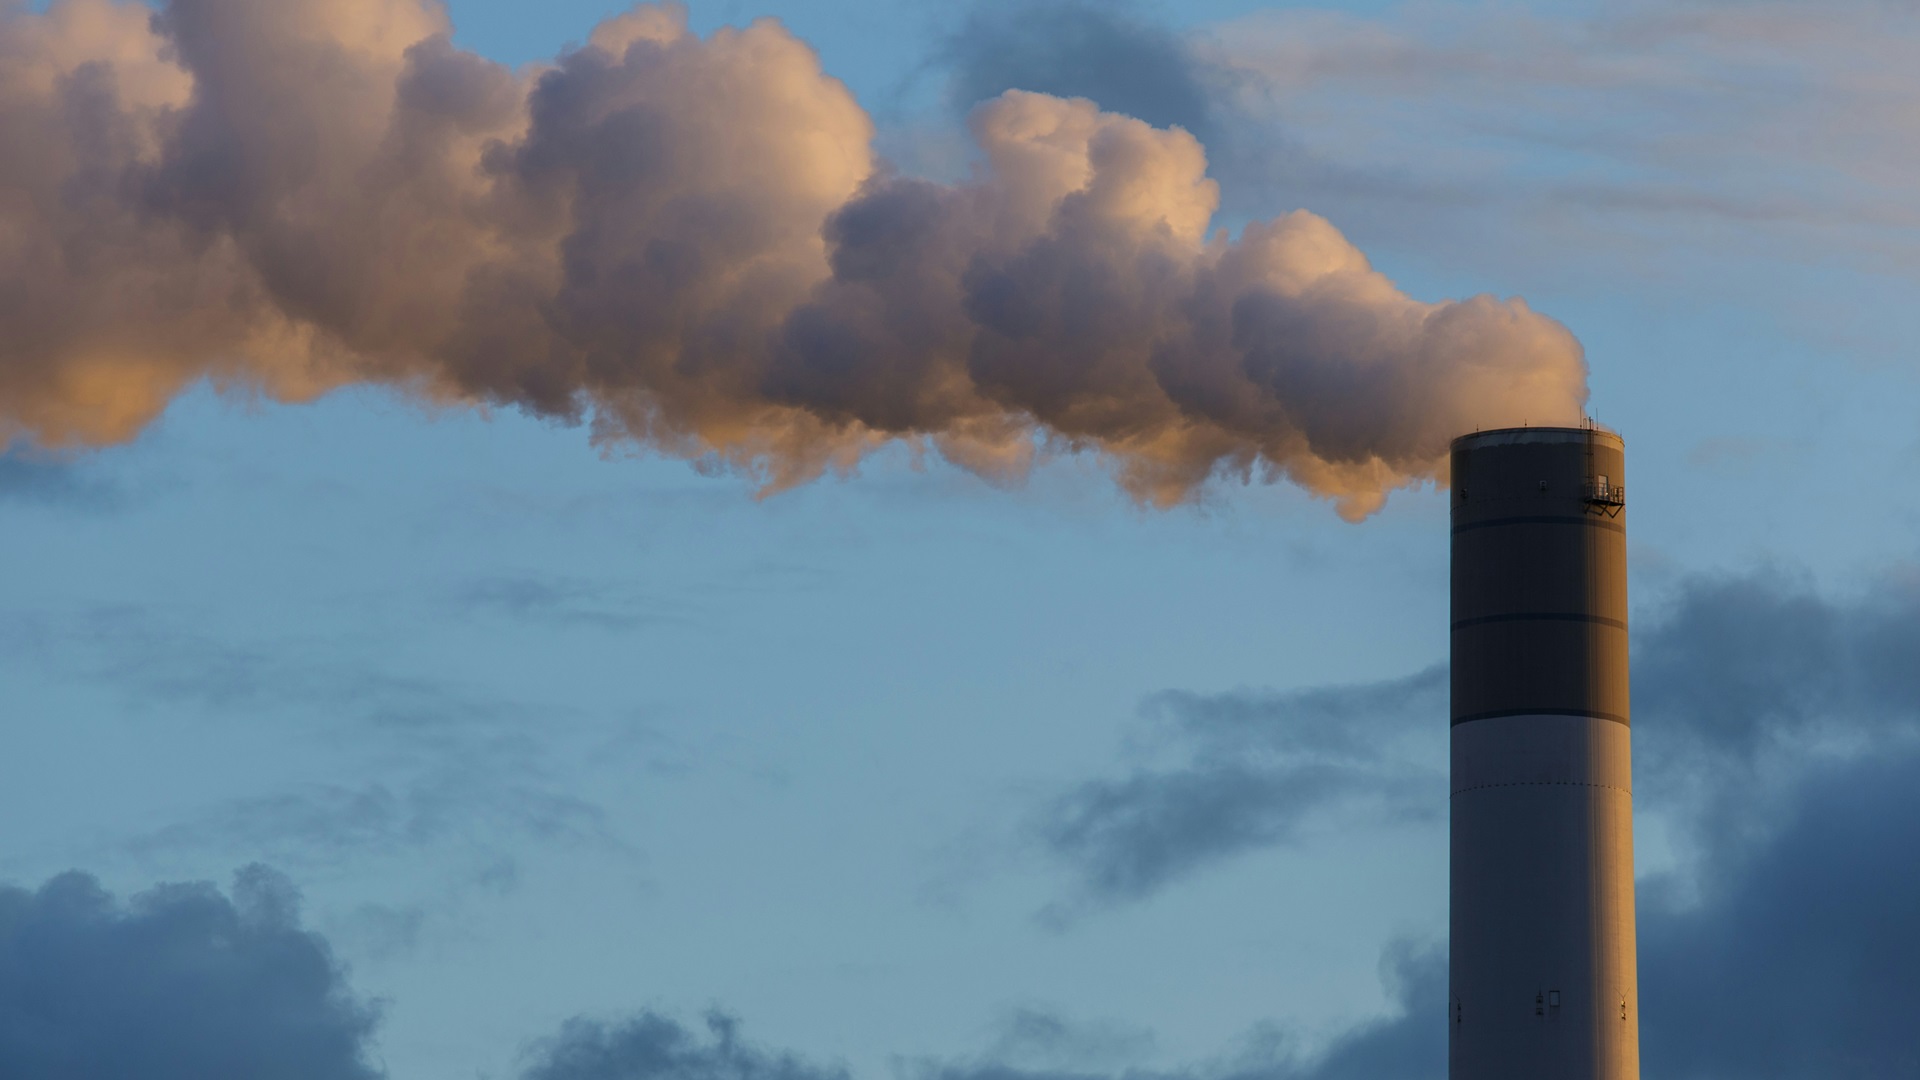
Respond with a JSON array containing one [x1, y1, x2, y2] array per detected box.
[[1032, 668, 1445, 912], [449, 573, 685, 633], [691, 755, 1920, 1076], [1034, 566, 1920, 908], [938, 1, 1920, 282], [0, 449, 119, 509], [1200, 1, 1920, 268], [979, 1007, 1157, 1072], [0, 604, 632, 880], [1171, 747, 1920, 1080], [939, 1, 1221, 140], [521, 1011, 851, 1080], [123, 774, 614, 870], [27, 753, 1920, 1080]]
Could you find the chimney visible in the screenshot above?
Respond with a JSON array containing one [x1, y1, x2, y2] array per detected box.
[[1448, 425, 1639, 1079]]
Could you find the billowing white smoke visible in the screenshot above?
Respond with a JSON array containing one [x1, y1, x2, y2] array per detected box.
[[0, 0, 1586, 518]]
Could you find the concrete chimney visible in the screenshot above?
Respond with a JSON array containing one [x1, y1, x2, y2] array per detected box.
[[1448, 425, 1638, 1079]]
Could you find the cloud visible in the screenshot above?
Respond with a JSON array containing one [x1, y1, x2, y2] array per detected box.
[[1220, 940, 1444, 1080], [885, 943, 1443, 1080], [939, 1, 1217, 140], [1179, 746, 1920, 1080], [0, 0, 1588, 518], [987, 743, 1920, 1077], [1634, 568, 1920, 781], [124, 774, 613, 871], [1016, 564, 1920, 1076], [0, 449, 116, 507], [328, 900, 429, 961], [924, 1, 1312, 227], [7, 605, 503, 723], [1036, 567, 1920, 904], [511, 982, 1440, 1080], [1638, 749, 1920, 1078], [0, 605, 623, 874], [8, 568, 1912, 1079], [930, 1, 1920, 291], [1195, 0, 1920, 277], [17, 735, 1920, 1080], [980, 1007, 1156, 1071], [1033, 667, 1445, 907], [521, 1011, 851, 1080], [0, 866, 382, 1080], [509, 718, 1920, 1080], [451, 574, 681, 632]]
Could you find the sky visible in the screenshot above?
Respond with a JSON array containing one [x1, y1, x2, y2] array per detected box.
[[1, 1, 1919, 1078]]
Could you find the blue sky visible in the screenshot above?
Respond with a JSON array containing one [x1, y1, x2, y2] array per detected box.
[[3, 2, 1920, 1079]]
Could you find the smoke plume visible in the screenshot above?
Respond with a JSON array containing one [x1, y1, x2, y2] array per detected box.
[[0, 0, 1587, 517]]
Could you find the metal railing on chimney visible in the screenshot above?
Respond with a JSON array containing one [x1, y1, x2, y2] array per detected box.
[[1584, 480, 1625, 515]]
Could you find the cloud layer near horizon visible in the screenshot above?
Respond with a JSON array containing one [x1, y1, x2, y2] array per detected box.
[[1018, 567, 1920, 1072], [21, 741, 1920, 1080], [6, 567, 1920, 1077], [0, 0, 1587, 517]]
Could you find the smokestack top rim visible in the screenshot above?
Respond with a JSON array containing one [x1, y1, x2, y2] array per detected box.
[[1450, 424, 1622, 452]]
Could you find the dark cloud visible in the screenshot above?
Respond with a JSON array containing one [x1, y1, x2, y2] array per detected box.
[[1175, 747, 1920, 1079], [16, 743, 1919, 1080], [0, 450, 116, 508], [521, 1011, 850, 1080], [910, 943, 1440, 1080], [940, 2, 1217, 140], [1033, 667, 1444, 906], [475, 572, 1920, 1080], [521, 1013, 1385, 1080], [1638, 749, 1920, 1078], [925, 4, 1360, 228], [1018, 567, 1920, 1074], [8, 568, 1908, 1078], [954, 1007, 1158, 1075], [957, 740, 1920, 1080], [0, 866, 381, 1080], [1633, 569, 1920, 795], [1230, 940, 1444, 1080], [1039, 569, 1920, 904]]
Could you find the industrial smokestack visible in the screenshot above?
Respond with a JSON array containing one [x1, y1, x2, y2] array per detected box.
[[1448, 426, 1638, 1079]]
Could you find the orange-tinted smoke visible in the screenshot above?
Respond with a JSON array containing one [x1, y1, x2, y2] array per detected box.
[[0, 0, 1587, 518]]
